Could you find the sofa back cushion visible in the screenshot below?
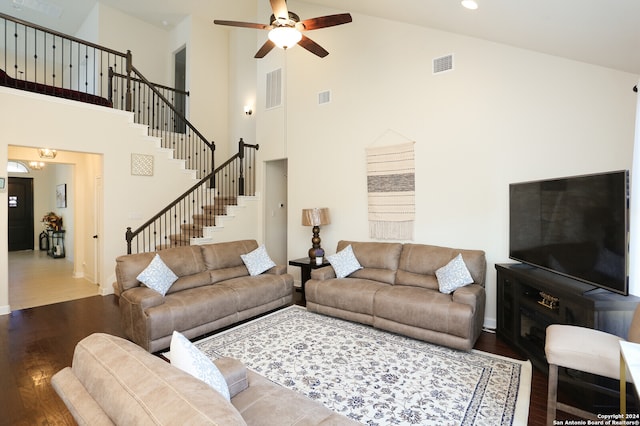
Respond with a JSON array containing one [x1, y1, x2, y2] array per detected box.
[[396, 243, 486, 290], [335, 240, 402, 285], [200, 240, 258, 284], [115, 245, 207, 293], [67, 333, 246, 425]]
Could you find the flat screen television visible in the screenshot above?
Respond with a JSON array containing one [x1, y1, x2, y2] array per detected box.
[[509, 170, 629, 295]]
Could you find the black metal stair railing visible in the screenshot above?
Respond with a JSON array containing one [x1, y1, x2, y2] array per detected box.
[[112, 65, 215, 179], [125, 139, 258, 254]]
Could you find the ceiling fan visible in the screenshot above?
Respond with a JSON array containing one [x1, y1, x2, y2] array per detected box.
[[214, 0, 352, 58]]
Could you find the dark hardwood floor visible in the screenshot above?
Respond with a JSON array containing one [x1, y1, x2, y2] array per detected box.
[[0, 294, 610, 425]]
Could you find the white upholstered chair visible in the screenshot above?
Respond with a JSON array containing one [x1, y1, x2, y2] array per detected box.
[[545, 304, 640, 423]]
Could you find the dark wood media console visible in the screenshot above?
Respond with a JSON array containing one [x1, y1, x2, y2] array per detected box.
[[496, 263, 640, 372]]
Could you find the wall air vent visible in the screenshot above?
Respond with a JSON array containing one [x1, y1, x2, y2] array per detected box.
[[318, 90, 331, 105], [433, 54, 454, 74], [266, 68, 282, 109]]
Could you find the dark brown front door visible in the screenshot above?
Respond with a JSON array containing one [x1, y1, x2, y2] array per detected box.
[[8, 177, 34, 251]]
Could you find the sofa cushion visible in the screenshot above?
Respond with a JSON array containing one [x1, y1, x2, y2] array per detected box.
[[436, 253, 474, 294], [306, 277, 388, 318], [219, 274, 293, 312], [232, 370, 360, 425], [374, 286, 476, 339], [336, 240, 402, 285], [170, 331, 230, 401], [115, 245, 207, 292], [136, 254, 179, 296], [327, 244, 362, 278], [396, 244, 486, 289], [240, 245, 276, 276], [67, 333, 246, 425], [146, 285, 240, 341], [201, 239, 258, 270]]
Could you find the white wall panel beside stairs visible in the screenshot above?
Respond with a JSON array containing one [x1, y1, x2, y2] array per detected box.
[[191, 194, 260, 245]]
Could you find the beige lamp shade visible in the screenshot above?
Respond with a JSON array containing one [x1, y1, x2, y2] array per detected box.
[[301, 208, 330, 227]]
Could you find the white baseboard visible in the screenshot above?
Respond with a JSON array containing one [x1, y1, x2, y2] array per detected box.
[[483, 317, 497, 331], [0, 304, 10, 315]]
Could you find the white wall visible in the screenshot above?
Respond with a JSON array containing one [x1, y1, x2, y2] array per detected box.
[[0, 88, 198, 313], [253, 3, 639, 328]]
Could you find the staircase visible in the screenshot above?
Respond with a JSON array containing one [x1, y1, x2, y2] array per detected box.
[[126, 138, 259, 254], [0, 12, 258, 255], [167, 195, 237, 246]]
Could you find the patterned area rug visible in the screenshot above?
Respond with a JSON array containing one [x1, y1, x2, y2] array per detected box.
[[193, 306, 531, 425]]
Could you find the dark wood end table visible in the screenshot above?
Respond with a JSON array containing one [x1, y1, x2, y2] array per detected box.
[[288, 257, 331, 303]]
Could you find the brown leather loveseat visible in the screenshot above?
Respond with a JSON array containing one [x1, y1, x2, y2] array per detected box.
[[305, 241, 486, 351], [52, 333, 359, 425], [114, 240, 293, 352]]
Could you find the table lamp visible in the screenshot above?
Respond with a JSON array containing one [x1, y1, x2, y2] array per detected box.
[[301, 207, 330, 260]]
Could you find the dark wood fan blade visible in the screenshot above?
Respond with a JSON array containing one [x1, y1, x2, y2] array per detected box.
[[255, 40, 276, 58], [298, 13, 352, 31], [298, 35, 329, 58], [214, 20, 270, 30], [270, 0, 289, 20]]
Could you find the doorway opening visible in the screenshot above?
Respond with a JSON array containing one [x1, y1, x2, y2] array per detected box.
[[264, 159, 288, 265], [6, 149, 102, 311], [174, 46, 187, 133]]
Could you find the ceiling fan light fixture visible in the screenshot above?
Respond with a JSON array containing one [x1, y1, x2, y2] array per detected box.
[[268, 26, 302, 49], [461, 0, 478, 10]]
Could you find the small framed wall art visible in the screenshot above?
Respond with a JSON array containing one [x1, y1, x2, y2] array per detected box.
[[56, 183, 67, 208]]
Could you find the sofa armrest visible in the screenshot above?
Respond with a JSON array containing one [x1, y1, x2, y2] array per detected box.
[[265, 265, 287, 275], [51, 367, 114, 426], [120, 286, 165, 310], [452, 283, 485, 310], [214, 357, 249, 398], [310, 266, 336, 281]]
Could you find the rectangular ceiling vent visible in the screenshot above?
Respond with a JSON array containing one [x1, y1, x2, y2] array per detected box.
[[318, 90, 331, 105], [433, 54, 454, 74], [266, 68, 282, 110]]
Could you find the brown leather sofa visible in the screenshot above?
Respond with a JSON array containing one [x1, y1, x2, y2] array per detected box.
[[114, 240, 293, 352], [52, 333, 358, 425], [305, 241, 486, 351]]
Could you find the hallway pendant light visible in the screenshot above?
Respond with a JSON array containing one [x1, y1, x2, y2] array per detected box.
[[268, 26, 302, 49], [29, 161, 45, 170], [38, 148, 57, 159]]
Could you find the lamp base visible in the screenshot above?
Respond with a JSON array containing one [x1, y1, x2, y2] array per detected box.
[[308, 225, 324, 260], [308, 247, 325, 260]]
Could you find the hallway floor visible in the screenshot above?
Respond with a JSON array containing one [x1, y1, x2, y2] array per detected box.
[[8, 250, 99, 311]]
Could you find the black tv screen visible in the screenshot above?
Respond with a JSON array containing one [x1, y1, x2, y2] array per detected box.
[[509, 170, 629, 295]]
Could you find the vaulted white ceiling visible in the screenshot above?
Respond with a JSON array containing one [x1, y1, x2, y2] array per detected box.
[[1, 0, 639, 74]]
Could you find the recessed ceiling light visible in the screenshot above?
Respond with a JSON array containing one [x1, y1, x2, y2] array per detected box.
[[461, 0, 478, 10]]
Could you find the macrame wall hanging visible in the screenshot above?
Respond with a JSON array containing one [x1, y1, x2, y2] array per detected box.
[[366, 140, 415, 240]]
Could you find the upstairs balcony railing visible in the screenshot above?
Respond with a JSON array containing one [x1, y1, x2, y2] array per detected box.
[[0, 12, 215, 178]]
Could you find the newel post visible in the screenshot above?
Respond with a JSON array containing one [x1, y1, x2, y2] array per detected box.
[[238, 138, 245, 196], [125, 227, 133, 254]]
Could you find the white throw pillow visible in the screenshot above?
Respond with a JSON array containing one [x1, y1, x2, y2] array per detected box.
[[327, 244, 363, 278], [136, 253, 178, 296], [240, 245, 276, 276], [436, 253, 474, 294], [169, 331, 231, 401]]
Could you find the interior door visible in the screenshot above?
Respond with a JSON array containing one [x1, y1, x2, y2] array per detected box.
[[8, 177, 34, 251], [174, 47, 187, 133]]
